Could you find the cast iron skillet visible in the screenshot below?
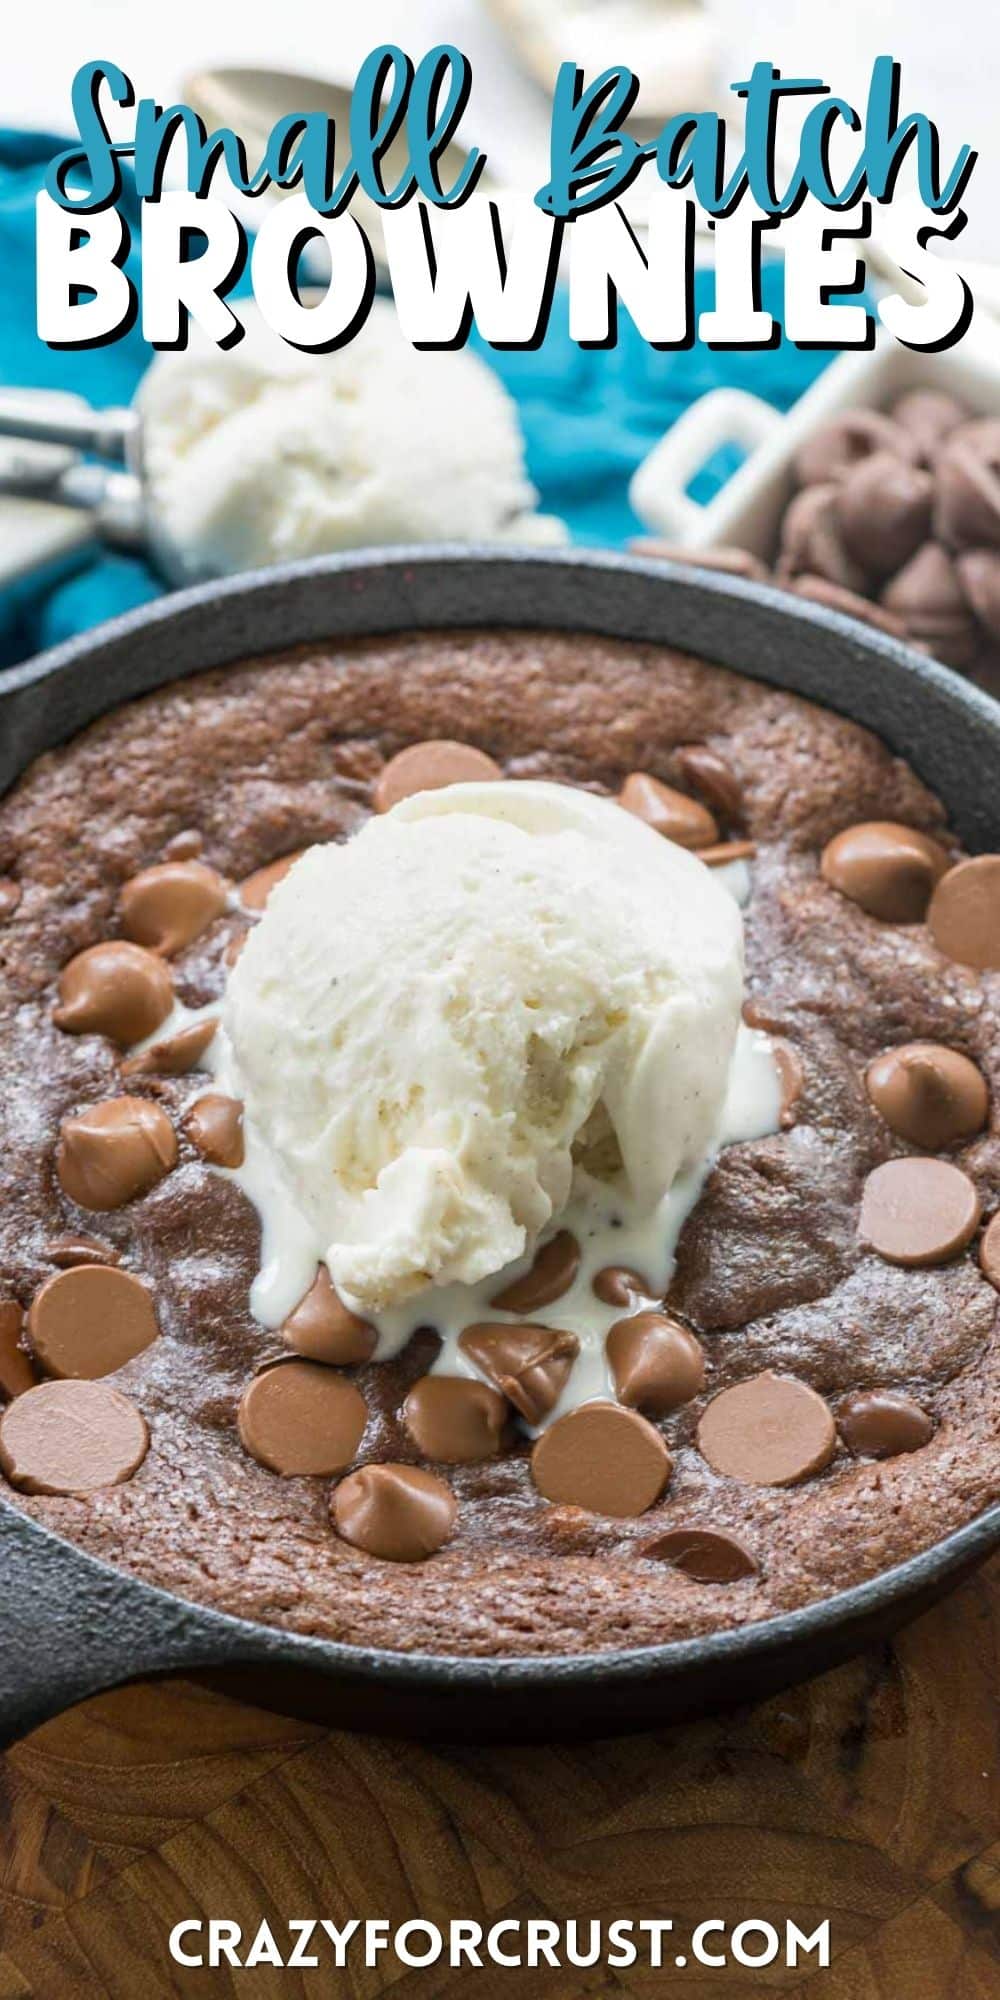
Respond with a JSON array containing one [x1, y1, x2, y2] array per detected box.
[[1, 547, 999, 1747]]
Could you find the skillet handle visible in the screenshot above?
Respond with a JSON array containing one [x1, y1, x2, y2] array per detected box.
[[0, 1505, 251, 1746], [629, 387, 783, 539]]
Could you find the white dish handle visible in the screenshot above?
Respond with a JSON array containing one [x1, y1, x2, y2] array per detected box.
[[630, 388, 785, 543]]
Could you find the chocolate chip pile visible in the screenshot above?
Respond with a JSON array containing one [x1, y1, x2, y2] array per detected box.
[[638, 389, 1000, 689], [2, 719, 999, 1598]]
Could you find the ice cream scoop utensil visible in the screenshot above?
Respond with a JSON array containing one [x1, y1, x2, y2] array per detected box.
[[0, 282, 562, 586], [0, 391, 140, 465], [0, 391, 147, 590]]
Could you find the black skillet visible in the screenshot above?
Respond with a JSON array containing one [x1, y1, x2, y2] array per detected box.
[[1, 547, 998, 1746]]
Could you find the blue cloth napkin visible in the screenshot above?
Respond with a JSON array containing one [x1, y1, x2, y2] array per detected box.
[[0, 131, 838, 665]]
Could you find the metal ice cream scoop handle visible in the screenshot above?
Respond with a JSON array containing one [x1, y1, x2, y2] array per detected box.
[[0, 391, 141, 465], [0, 389, 147, 588]]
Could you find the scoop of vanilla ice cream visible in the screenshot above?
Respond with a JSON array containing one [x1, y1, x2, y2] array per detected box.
[[222, 781, 744, 1315], [137, 300, 565, 583]]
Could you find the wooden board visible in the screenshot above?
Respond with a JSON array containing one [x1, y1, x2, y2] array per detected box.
[[0, 1555, 998, 1997]]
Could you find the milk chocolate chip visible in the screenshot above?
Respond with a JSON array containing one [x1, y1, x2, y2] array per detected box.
[[619, 773, 718, 848], [835, 451, 933, 580], [979, 1211, 1000, 1291], [54, 940, 174, 1045], [774, 1043, 804, 1128], [839, 1389, 934, 1459], [644, 1524, 757, 1582], [27, 1265, 158, 1379], [606, 1312, 705, 1416], [238, 1361, 367, 1475], [820, 822, 949, 922], [787, 575, 908, 636], [698, 840, 758, 867], [161, 829, 204, 861], [697, 1372, 836, 1487], [458, 1323, 579, 1425], [592, 1265, 657, 1307], [332, 1463, 457, 1562], [742, 996, 777, 1031], [935, 421, 1000, 550], [490, 1231, 580, 1313], [892, 389, 966, 458], [778, 483, 866, 591], [43, 1233, 119, 1268], [881, 543, 978, 667], [0, 1379, 148, 1493], [866, 1042, 988, 1149], [403, 1375, 508, 1463], [0, 878, 21, 922], [794, 411, 915, 488], [928, 856, 1000, 970], [0, 1302, 35, 1400], [629, 541, 770, 584], [184, 1093, 245, 1168], [956, 547, 1000, 641], [860, 1157, 981, 1267], [123, 1017, 217, 1078], [238, 851, 307, 911], [120, 860, 229, 956], [282, 1265, 376, 1366], [57, 1097, 178, 1210], [674, 744, 744, 821], [374, 741, 502, 812], [531, 1401, 671, 1516]]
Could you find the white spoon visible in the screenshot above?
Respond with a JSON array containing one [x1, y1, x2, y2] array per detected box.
[[480, 0, 718, 125]]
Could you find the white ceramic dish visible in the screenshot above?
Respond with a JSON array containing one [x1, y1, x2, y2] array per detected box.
[[630, 324, 1000, 559]]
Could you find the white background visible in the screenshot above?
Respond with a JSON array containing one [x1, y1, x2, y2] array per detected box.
[[4, 0, 995, 255]]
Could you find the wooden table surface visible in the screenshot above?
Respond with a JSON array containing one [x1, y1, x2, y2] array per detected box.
[[1, 1556, 997, 1999]]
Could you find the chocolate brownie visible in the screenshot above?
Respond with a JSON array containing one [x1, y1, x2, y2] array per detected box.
[[1, 628, 999, 1656]]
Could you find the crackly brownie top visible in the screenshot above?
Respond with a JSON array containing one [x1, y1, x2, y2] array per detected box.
[[0, 627, 998, 1657]]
